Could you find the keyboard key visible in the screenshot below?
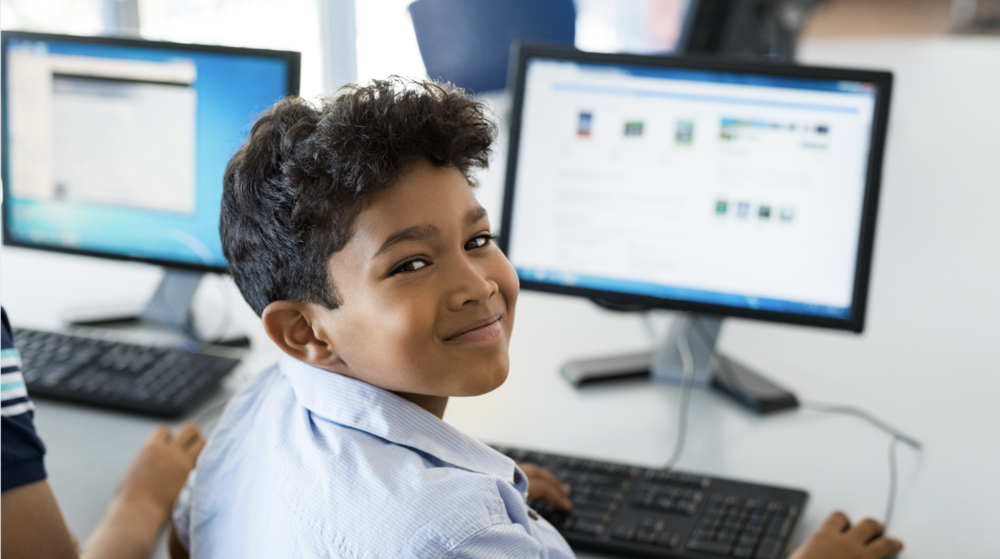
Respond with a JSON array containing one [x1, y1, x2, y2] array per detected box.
[[738, 533, 760, 548], [717, 529, 737, 543], [572, 519, 604, 536], [594, 487, 620, 500], [688, 538, 733, 555], [570, 507, 608, 522], [611, 525, 635, 540], [766, 515, 786, 536], [657, 532, 680, 548], [755, 536, 781, 559], [636, 527, 658, 544]]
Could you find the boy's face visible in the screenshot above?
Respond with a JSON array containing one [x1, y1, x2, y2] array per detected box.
[[318, 159, 519, 400]]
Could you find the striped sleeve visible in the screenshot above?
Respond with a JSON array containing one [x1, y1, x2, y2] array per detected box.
[[1, 307, 47, 492]]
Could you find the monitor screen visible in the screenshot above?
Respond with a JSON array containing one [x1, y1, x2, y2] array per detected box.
[[1, 32, 299, 272], [501, 46, 891, 331]]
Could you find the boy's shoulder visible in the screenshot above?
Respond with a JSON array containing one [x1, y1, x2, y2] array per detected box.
[[178, 357, 545, 557]]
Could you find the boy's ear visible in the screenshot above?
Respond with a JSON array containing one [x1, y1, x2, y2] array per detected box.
[[261, 301, 341, 368]]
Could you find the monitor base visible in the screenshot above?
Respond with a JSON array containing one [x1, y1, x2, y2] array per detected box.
[[560, 313, 798, 414], [61, 269, 250, 348], [559, 313, 719, 386]]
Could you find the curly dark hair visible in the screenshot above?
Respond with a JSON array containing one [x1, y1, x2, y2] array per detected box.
[[220, 78, 497, 316]]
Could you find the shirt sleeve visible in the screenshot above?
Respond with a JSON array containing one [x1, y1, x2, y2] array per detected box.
[[445, 523, 543, 559], [172, 469, 196, 552], [1, 307, 48, 492]]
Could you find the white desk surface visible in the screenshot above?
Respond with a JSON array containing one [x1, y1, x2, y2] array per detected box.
[[2, 37, 998, 558]]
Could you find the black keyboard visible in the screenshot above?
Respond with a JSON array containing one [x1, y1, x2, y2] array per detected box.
[[493, 446, 809, 559], [14, 327, 239, 418]]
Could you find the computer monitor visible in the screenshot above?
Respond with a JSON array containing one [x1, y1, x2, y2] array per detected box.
[[1, 31, 299, 335], [499, 45, 892, 388]]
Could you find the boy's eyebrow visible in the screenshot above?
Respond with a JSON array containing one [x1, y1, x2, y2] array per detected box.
[[374, 224, 439, 257], [373, 207, 489, 258], [468, 206, 488, 224]]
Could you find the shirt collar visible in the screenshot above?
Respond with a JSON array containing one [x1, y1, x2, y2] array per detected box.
[[279, 354, 519, 483]]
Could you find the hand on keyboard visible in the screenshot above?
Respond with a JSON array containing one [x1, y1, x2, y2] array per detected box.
[[788, 512, 902, 559], [518, 462, 573, 511]]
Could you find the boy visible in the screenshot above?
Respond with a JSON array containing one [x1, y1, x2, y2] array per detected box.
[[172, 79, 903, 558]]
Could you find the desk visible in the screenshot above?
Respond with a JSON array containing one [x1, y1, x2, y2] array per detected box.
[[2, 37, 998, 558]]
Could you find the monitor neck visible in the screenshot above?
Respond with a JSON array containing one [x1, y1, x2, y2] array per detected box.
[[140, 269, 205, 334], [652, 314, 722, 385]]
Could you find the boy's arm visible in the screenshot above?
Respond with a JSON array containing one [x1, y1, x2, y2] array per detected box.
[[789, 512, 903, 559]]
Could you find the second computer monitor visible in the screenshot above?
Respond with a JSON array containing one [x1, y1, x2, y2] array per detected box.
[[500, 45, 892, 333], [1, 31, 300, 273]]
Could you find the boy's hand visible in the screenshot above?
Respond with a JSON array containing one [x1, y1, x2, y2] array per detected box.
[[517, 462, 572, 511], [115, 422, 206, 519], [789, 512, 903, 559]]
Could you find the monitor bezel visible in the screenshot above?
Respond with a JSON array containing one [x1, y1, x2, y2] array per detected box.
[[1, 30, 302, 274], [498, 44, 893, 333]]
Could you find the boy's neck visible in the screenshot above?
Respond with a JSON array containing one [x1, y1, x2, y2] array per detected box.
[[394, 392, 449, 419]]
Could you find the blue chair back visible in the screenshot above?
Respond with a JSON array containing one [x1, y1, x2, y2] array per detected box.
[[409, 0, 576, 93]]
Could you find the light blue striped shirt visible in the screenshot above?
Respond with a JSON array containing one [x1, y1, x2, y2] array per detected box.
[[174, 354, 576, 558]]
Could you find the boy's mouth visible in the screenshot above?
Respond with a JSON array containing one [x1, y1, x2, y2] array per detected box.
[[446, 314, 503, 343]]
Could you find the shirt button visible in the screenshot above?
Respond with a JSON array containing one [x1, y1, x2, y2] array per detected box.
[[528, 509, 539, 520], [513, 471, 522, 484]]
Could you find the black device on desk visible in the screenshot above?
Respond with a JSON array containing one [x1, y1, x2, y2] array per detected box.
[[1, 32, 301, 414], [498, 44, 891, 557], [15, 327, 238, 417], [495, 446, 808, 559]]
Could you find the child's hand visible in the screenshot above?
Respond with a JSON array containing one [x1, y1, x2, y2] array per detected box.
[[517, 462, 573, 511], [77, 423, 206, 558], [115, 422, 206, 519], [789, 512, 903, 559]]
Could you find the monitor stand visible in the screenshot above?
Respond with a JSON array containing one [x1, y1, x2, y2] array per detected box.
[[560, 313, 720, 386], [651, 314, 722, 385], [61, 269, 250, 347], [561, 313, 798, 413]]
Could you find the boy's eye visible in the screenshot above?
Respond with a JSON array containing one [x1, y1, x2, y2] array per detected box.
[[465, 234, 495, 251], [393, 259, 428, 274]]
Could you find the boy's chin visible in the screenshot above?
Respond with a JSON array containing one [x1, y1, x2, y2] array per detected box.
[[455, 368, 509, 397]]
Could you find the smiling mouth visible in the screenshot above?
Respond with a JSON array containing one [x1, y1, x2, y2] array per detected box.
[[446, 315, 503, 343]]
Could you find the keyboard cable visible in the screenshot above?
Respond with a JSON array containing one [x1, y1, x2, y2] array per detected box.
[[663, 316, 696, 470], [647, 312, 922, 530]]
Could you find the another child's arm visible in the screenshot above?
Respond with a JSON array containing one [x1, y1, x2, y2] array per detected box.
[[80, 423, 205, 559], [1, 423, 203, 559], [789, 512, 903, 559]]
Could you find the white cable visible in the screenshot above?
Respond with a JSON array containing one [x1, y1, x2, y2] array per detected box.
[[800, 401, 920, 529], [884, 436, 902, 529], [664, 318, 695, 470], [799, 401, 922, 450]]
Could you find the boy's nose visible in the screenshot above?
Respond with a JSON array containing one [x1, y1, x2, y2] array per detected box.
[[447, 260, 498, 310]]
